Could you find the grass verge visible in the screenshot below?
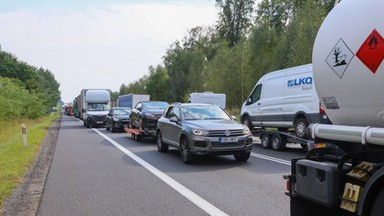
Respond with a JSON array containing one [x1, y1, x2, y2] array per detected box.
[[0, 112, 60, 211]]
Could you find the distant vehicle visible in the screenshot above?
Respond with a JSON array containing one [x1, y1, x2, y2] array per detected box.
[[129, 101, 169, 139], [80, 89, 111, 128], [105, 107, 131, 132], [117, 94, 150, 109], [156, 103, 253, 164], [240, 64, 331, 139], [189, 92, 226, 109]]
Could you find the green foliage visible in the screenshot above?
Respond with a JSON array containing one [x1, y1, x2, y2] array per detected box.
[[118, 0, 331, 110], [216, 0, 255, 47], [0, 49, 60, 121]]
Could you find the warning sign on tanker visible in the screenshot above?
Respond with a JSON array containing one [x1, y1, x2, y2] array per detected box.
[[326, 38, 354, 78], [356, 29, 384, 74]]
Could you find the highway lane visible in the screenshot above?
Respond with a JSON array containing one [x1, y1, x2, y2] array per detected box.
[[38, 115, 306, 215]]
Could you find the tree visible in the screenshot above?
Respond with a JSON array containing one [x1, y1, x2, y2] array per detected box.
[[216, 0, 255, 47]]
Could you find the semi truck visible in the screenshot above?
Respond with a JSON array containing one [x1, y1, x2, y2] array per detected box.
[[285, 0, 384, 216], [117, 94, 150, 109], [80, 89, 111, 128]]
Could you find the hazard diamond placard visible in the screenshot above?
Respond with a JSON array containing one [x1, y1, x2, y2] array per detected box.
[[356, 29, 384, 73]]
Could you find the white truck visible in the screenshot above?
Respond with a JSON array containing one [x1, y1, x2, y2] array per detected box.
[[189, 92, 226, 109], [285, 0, 384, 215], [80, 89, 111, 128], [117, 94, 150, 109]]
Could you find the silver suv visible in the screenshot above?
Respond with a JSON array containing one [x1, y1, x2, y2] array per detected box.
[[156, 103, 253, 164]]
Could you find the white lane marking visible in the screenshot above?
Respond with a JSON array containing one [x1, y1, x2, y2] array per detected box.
[[92, 128, 229, 216], [251, 153, 291, 166]]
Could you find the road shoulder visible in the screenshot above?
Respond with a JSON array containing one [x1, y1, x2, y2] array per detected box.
[[1, 117, 61, 216]]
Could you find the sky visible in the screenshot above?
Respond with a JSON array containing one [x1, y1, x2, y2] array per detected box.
[[0, 0, 218, 103]]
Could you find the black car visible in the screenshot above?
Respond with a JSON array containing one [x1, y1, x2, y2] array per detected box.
[[130, 101, 169, 137], [105, 107, 131, 132]]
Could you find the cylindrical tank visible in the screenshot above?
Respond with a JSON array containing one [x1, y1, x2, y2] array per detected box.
[[313, 0, 384, 127]]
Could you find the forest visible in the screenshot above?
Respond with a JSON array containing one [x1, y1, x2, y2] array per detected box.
[[0, 48, 61, 120], [117, 0, 335, 108]]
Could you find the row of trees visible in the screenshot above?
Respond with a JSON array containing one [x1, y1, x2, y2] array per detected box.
[[0, 48, 61, 120], [119, 0, 335, 108]]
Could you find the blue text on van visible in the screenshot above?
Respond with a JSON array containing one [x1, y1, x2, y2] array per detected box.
[[287, 76, 313, 87]]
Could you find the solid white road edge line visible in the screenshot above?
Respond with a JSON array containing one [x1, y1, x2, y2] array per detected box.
[[92, 128, 229, 216], [251, 152, 291, 166]]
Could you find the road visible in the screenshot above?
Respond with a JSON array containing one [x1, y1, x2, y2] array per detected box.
[[37, 115, 306, 216]]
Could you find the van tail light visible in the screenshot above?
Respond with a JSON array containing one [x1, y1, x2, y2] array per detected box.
[[319, 104, 326, 115]]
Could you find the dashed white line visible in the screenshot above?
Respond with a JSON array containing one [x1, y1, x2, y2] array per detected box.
[[251, 152, 291, 166], [92, 128, 229, 216]]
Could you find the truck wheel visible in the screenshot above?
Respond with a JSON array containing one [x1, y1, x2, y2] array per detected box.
[[371, 188, 384, 216], [260, 134, 271, 149], [156, 131, 169, 152], [242, 116, 253, 131], [180, 137, 194, 164], [271, 134, 286, 151], [294, 118, 309, 139], [234, 152, 251, 162]]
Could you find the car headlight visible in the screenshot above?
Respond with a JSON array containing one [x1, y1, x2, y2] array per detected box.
[[192, 129, 209, 136], [242, 125, 251, 135], [113, 117, 119, 121]]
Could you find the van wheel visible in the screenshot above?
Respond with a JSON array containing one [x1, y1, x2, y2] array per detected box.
[[260, 134, 271, 149], [295, 118, 309, 139], [242, 116, 252, 131], [371, 188, 384, 216], [271, 134, 286, 151]]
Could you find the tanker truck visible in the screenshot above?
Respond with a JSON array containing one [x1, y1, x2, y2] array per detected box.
[[285, 0, 384, 216]]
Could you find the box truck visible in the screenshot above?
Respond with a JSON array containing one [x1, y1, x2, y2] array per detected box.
[[80, 89, 111, 128], [117, 94, 150, 109], [189, 92, 226, 109]]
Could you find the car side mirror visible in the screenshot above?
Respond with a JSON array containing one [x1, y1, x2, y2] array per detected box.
[[169, 116, 179, 123], [231, 116, 237, 121]]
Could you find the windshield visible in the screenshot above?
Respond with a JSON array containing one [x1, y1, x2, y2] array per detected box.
[[113, 109, 131, 115], [88, 103, 110, 111], [142, 101, 168, 109], [182, 106, 231, 120]]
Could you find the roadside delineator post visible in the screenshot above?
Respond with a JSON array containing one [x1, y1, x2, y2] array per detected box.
[[22, 124, 27, 149]]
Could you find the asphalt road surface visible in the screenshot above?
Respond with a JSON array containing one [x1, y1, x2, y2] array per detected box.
[[37, 115, 306, 216]]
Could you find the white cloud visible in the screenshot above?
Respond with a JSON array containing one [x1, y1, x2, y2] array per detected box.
[[0, 2, 217, 102]]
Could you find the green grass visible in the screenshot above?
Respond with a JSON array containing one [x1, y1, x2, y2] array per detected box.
[[0, 112, 60, 211]]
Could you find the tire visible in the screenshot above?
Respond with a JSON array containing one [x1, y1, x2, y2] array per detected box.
[[106, 121, 110, 131], [371, 188, 384, 216], [294, 118, 309, 139], [260, 134, 271, 149], [271, 134, 286, 151], [157, 131, 169, 152], [111, 123, 116, 133], [131, 133, 135, 140], [242, 115, 253, 131], [180, 137, 194, 164], [234, 152, 251, 162]]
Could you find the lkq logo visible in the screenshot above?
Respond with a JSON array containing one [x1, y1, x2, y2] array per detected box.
[[287, 76, 313, 90]]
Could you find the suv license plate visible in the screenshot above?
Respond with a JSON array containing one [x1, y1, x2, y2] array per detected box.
[[220, 137, 238, 143]]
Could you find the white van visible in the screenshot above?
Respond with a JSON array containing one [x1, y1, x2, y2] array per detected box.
[[189, 92, 226, 109], [240, 64, 330, 138]]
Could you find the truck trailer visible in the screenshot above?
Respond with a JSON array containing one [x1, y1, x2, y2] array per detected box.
[[80, 89, 111, 128], [285, 0, 384, 216], [117, 94, 150, 109]]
